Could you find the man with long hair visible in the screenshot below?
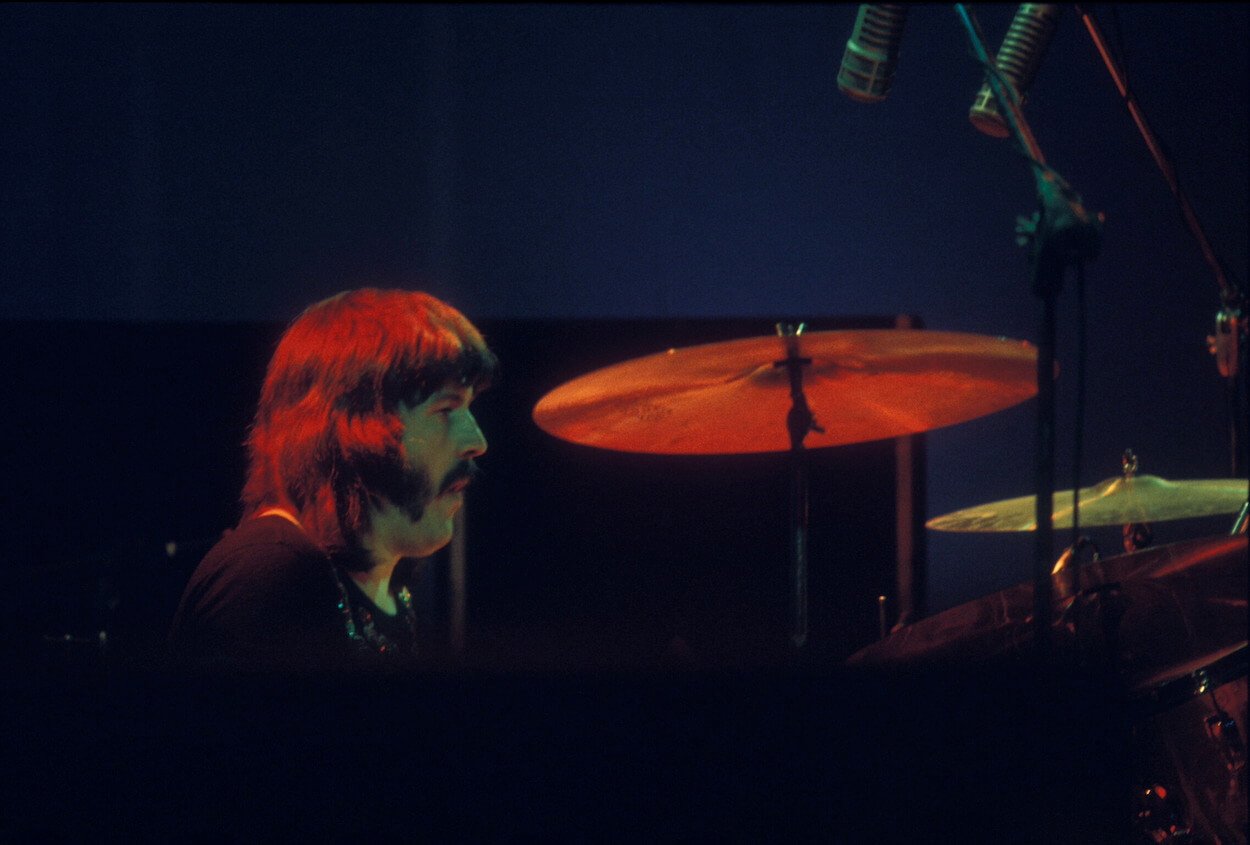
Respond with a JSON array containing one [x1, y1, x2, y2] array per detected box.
[[169, 289, 496, 669]]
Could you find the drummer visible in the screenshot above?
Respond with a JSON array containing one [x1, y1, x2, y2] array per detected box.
[[168, 289, 496, 670]]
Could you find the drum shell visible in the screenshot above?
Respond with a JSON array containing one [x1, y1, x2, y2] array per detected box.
[[1131, 646, 1248, 845], [847, 535, 1249, 844], [846, 535, 1248, 692]]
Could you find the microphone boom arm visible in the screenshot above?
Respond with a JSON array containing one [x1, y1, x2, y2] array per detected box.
[[1076, 4, 1246, 474], [1075, 5, 1243, 314]]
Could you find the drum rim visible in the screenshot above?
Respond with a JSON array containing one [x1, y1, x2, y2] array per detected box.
[[1131, 641, 1248, 719]]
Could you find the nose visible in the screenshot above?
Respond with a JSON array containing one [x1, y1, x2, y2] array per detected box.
[[458, 411, 487, 460]]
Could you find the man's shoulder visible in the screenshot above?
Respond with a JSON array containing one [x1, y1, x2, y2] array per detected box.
[[187, 515, 334, 600], [206, 515, 323, 562], [169, 516, 347, 667]]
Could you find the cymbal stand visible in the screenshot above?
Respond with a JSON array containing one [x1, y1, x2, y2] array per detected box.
[[774, 322, 823, 651], [954, 6, 1103, 657], [1119, 450, 1153, 553], [1232, 501, 1249, 537]]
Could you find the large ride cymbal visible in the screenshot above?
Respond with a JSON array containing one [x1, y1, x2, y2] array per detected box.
[[927, 474, 1249, 532], [533, 330, 1040, 454]]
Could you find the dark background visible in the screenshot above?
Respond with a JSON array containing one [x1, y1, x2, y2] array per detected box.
[[2, 4, 1246, 641]]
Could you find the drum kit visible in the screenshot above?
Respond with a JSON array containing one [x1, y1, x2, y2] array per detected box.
[[532, 323, 1249, 843]]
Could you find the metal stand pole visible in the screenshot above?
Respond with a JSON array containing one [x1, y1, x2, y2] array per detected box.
[[954, 5, 1103, 656], [1076, 5, 1248, 477], [774, 323, 823, 651]]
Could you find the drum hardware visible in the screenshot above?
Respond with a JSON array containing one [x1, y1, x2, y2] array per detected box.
[[774, 322, 821, 649], [1204, 706, 1243, 764], [848, 534, 1247, 681], [1232, 500, 1249, 536], [533, 327, 1040, 652], [1122, 521, 1154, 555], [1050, 535, 1100, 605], [1050, 538, 1123, 678], [1130, 644, 1248, 845], [849, 535, 1248, 842], [1079, 4, 1248, 475], [929, 451, 1247, 664], [1118, 450, 1153, 554], [955, 3, 1105, 658], [1134, 646, 1249, 721], [1133, 781, 1192, 845]]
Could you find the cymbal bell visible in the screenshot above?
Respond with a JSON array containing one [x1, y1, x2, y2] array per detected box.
[[926, 474, 1249, 532], [532, 330, 1040, 454]]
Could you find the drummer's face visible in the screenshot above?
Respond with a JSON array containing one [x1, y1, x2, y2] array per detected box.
[[368, 383, 487, 560]]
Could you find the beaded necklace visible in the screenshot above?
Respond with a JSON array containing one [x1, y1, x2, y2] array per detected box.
[[328, 562, 421, 658], [258, 508, 420, 658]]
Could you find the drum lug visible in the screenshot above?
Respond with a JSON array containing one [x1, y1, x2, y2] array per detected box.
[[1133, 782, 1194, 843], [1204, 712, 1245, 773]]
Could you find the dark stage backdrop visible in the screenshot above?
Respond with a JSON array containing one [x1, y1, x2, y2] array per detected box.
[[0, 316, 924, 670]]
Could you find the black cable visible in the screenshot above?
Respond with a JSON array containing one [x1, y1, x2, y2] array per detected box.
[[1231, 337, 1250, 477], [1072, 261, 1087, 552]]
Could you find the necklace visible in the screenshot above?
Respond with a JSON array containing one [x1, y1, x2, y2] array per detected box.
[[328, 562, 420, 658], [255, 509, 420, 658]]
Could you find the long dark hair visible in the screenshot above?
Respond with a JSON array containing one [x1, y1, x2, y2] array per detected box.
[[241, 289, 497, 553]]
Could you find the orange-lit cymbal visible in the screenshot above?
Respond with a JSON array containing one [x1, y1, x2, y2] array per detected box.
[[926, 474, 1249, 532], [532, 330, 1040, 454]]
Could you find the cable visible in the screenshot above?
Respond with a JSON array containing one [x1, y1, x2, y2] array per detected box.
[[1072, 261, 1088, 550]]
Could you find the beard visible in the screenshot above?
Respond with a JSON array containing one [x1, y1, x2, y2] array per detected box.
[[392, 466, 434, 524], [391, 459, 480, 524]]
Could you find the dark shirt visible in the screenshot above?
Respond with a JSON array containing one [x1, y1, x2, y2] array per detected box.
[[168, 515, 419, 671]]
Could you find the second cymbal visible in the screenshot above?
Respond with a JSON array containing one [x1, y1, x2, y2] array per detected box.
[[533, 329, 1040, 454], [927, 474, 1249, 532]]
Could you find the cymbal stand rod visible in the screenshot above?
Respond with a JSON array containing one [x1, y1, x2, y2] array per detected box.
[[775, 323, 821, 651], [788, 442, 809, 651], [1033, 295, 1059, 655], [1232, 501, 1249, 536]]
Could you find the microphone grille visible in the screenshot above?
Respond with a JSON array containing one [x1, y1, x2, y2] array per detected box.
[[969, 4, 1062, 138], [838, 4, 910, 104]]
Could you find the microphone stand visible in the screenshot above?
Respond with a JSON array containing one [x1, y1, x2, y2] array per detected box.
[[954, 5, 1103, 658], [1075, 5, 1248, 477]]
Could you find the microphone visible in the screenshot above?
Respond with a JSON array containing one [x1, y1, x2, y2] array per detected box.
[[837, 5, 910, 104], [969, 4, 1062, 138], [1208, 309, 1242, 379]]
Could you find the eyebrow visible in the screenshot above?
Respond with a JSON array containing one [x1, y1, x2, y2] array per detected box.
[[429, 386, 470, 404]]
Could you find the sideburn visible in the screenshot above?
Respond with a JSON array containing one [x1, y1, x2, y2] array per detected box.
[[335, 450, 432, 570], [356, 449, 432, 525]]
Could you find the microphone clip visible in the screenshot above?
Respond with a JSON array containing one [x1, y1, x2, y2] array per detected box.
[[1027, 168, 1104, 297], [1207, 307, 1243, 380]]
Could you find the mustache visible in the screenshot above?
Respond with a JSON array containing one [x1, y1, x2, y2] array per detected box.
[[438, 460, 482, 494]]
